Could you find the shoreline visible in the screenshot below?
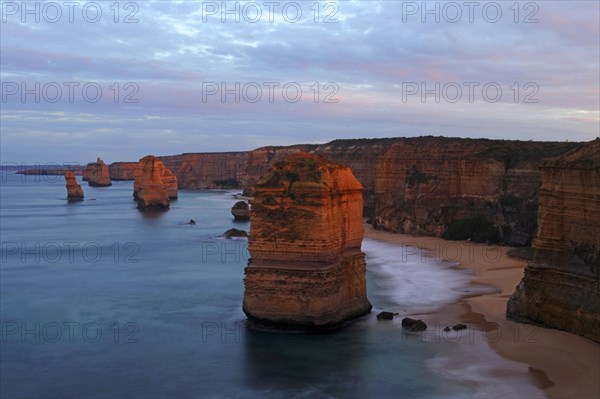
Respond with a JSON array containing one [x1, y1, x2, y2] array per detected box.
[[364, 224, 600, 399]]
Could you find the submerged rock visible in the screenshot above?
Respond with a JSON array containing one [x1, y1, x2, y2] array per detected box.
[[376, 311, 396, 320], [401, 317, 427, 332], [231, 201, 250, 221], [223, 228, 248, 239]]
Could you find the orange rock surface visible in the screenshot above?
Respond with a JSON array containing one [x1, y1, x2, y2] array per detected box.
[[243, 152, 372, 330], [64, 171, 84, 200], [507, 140, 600, 342], [108, 162, 137, 180], [133, 155, 176, 210], [84, 158, 112, 187]]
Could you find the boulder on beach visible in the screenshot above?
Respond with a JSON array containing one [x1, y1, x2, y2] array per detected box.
[[401, 317, 427, 332]]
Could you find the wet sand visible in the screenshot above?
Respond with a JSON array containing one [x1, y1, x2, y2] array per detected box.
[[364, 224, 600, 399]]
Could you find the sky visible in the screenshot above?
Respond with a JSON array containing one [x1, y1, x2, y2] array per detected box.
[[1, 0, 599, 164]]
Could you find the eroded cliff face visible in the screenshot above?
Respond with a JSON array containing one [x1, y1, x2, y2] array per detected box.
[[159, 152, 248, 190], [241, 145, 318, 196], [370, 137, 577, 245], [109, 162, 137, 180], [64, 171, 84, 200], [84, 158, 112, 187], [507, 140, 600, 342], [149, 137, 578, 245], [243, 152, 372, 330], [133, 155, 176, 210]]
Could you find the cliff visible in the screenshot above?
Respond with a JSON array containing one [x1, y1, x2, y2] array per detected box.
[[133, 155, 175, 210], [369, 137, 577, 245], [109, 162, 137, 180], [64, 171, 84, 200], [142, 137, 579, 245], [159, 152, 249, 190], [507, 140, 600, 342], [243, 152, 372, 331], [84, 158, 112, 187]]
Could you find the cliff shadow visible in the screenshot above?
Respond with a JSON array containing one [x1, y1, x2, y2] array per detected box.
[[242, 326, 369, 396]]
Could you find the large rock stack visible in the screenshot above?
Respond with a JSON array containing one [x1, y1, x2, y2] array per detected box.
[[133, 155, 178, 210], [507, 139, 600, 342], [243, 152, 372, 331], [64, 171, 84, 200], [84, 158, 112, 187]]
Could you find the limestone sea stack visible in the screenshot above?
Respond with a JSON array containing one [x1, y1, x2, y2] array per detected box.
[[507, 139, 600, 342], [133, 155, 177, 210], [231, 201, 250, 221], [84, 158, 112, 187], [64, 171, 84, 200], [243, 152, 372, 331]]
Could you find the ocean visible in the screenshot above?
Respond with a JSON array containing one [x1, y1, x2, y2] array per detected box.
[[0, 173, 545, 398]]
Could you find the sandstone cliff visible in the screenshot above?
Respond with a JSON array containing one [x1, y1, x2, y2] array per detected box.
[[159, 152, 249, 190], [241, 145, 318, 196], [64, 171, 84, 200], [243, 152, 372, 330], [108, 162, 137, 180], [369, 137, 577, 245], [84, 158, 112, 187], [140, 137, 579, 245], [507, 140, 600, 342], [133, 155, 175, 210]]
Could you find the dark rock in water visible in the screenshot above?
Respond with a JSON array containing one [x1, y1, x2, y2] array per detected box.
[[187, 219, 196, 225], [376, 311, 396, 320], [443, 326, 451, 332], [231, 201, 251, 221], [223, 228, 248, 239], [452, 323, 467, 331], [401, 317, 427, 332]]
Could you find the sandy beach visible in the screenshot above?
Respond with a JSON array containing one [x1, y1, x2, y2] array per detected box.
[[364, 224, 600, 399]]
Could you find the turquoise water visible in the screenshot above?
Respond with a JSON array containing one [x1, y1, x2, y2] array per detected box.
[[0, 173, 544, 398]]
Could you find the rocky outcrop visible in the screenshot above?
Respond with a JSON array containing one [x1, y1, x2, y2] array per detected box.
[[370, 137, 577, 245], [133, 155, 175, 210], [159, 152, 249, 190], [241, 145, 318, 196], [113, 137, 579, 245], [223, 228, 248, 239], [243, 152, 372, 331], [161, 166, 178, 199], [507, 140, 600, 342], [231, 201, 250, 221], [84, 158, 112, 187], [108, 162, 137, 180], [64, 171, 84, 200]]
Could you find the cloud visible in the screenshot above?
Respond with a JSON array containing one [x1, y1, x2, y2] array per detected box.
[[1, 0, 598, 163]]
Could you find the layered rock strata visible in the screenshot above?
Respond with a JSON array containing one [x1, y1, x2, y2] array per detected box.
[[507, 140, 600, 342], [84, 158, 112, 187], [64, 171, 84, 200], [133, 155, 177, 210], [108, 162, 137, 180], [151, 138, 577, 245], [243, 152, 372, 331]]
